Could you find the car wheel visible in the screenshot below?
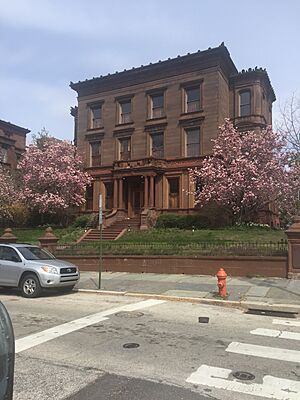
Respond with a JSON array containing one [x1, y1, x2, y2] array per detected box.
[[20, 274, 42, 298]]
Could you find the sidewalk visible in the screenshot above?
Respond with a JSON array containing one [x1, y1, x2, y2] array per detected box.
[[76, 271, 300, 311]]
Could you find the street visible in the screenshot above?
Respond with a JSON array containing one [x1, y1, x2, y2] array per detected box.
[[1, 289, 300, 400]]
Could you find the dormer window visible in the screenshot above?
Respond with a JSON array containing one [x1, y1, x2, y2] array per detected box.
[[239, 90, 251, 116]]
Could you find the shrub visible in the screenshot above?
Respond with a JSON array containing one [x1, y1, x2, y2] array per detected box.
[[155, 213, 211, 229], [73, 213, 98, 228], [73, 215, 90, 228], [0, 205, 29, 228]]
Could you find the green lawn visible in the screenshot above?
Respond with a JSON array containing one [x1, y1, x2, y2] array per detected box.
[[0, 227, 85, 244], [1, 226, 286, 246], [118, 227, 286, 243]]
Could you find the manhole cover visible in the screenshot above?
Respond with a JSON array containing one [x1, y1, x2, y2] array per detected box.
[[232, 371, 255, 381], [198, 317, 209, 323], [123, 343, 140, 349], [116, 312, 144, 318]]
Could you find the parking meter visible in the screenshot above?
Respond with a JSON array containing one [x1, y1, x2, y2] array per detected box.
[[0, 302, 14, 400]]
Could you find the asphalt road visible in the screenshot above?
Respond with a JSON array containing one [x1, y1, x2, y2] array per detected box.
[[1, 288, 300, 400]]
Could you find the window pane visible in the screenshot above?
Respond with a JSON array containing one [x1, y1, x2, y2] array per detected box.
[[240, 91, 250, 106], [121, 101, 131, 114], [152, 133, 164, 158], [91, 142, 101, 156], [186, 128, 200, 157], [186, 87, 200, 102], [90, 142, 101, 166], [120, 138, 131, 160], [152, 94, 164, 108], [92, 107, 101, 120], [240, 104, 251, 116], [239, 91, 251, 116]]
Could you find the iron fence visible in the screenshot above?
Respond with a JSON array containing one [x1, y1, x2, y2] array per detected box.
[[55, 240, 288, 257]]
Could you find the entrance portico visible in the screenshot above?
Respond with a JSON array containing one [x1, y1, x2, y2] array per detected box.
[[111, 175, 156, 217]]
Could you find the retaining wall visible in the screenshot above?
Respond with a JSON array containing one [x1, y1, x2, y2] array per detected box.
[[58, 255, 287, 278]]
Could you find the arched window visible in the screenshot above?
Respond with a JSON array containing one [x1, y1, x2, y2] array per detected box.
[[239, 90, 251, 116]]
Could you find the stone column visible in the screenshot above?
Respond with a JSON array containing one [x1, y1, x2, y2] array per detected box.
[[113, 178, 118, 209], [149, 175, 154, 208], [144, 176, 149, 209], [286, 216, 300, 278], [118, 178, 123, 209]]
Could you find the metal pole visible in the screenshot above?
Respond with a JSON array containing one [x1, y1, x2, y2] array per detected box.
[[98, 194, 103, 290]]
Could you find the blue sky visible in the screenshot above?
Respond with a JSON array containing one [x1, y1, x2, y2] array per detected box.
[[1, 0, 299, 142]]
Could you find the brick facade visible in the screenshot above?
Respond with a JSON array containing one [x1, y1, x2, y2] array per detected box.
[[0, 120, 30, 170], [70, 44, 275, 222]]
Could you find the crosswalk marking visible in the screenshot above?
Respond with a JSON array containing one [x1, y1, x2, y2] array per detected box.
[[186, 365, 300, 400], [273, 319, 300, 328], [226, 342, 300, 363], [15, 299, 166, 353], [251, 328, 300, 341]]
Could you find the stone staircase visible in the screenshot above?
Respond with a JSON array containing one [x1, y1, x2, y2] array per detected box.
[[79, 217, 140, 242]]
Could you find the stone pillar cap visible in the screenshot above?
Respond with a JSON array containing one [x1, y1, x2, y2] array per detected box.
[[0, 228, 17, 241], [38, 227, 58, 242]]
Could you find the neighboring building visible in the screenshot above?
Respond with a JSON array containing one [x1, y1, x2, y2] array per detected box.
[[0, 120, 30, 170], [70, 43, 275, 226]]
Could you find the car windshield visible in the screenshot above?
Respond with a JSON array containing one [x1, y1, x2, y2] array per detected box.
[[18, 247, 56, 260]]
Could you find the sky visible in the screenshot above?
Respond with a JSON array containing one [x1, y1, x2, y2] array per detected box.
[[1, 0, 300, 142]]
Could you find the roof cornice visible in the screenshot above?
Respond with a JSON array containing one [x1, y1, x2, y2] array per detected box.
[[0, 119, 30, 135], [70, 43, 238, 96]]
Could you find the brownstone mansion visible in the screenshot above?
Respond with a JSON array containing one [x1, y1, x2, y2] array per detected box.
[[70, 43, 275, 233]]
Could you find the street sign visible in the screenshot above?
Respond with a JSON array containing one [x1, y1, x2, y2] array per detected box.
[[99, 194, 102, 225], [98, 193, 103, 290]]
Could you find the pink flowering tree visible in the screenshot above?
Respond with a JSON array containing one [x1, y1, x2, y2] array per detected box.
[[0, 166, 18, 222], [190, 119, 300, 223], [17, 138, 92, 217]]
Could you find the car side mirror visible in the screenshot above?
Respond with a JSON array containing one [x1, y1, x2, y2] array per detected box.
[[0, 302, 15, 400], [11, 256, 21, 263]]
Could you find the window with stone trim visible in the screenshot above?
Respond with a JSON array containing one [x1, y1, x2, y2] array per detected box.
[[239, 90, 251, 116], [186, 128, 200, 157]]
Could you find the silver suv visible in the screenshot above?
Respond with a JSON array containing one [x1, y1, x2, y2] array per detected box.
[[0, 244, 80, 298]]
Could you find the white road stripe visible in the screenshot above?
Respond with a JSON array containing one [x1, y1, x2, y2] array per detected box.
[[15, 299, 166, 353], [251, 328, 300, 341], [226, 342, 300, 363], [186, 364, 300, 400], [273, 319, 300, 327]]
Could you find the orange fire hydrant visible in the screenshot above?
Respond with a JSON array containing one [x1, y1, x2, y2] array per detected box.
[[217, 268, 227, 298]]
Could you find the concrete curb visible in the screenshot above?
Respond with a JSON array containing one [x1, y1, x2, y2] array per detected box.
[[76, 288, 300, 314]]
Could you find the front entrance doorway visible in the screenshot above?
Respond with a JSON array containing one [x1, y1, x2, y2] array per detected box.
[[125, 177, 144, 217]]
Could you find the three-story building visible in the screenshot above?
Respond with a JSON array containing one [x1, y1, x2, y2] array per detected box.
[[70, 43, 275, 226]]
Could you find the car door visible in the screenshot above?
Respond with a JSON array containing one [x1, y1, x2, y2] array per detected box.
[[0, 246, 23, 287]]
